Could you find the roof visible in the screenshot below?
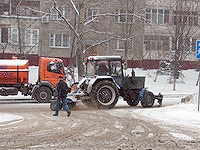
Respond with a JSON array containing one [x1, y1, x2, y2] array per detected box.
[[87, 56, 122, 61], [0, 59, 28, 66]]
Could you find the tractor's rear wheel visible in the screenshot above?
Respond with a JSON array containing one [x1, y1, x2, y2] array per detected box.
[[90, 80, 119, 109], [141, 90, 155, 108], [35, 86, 52, 103]]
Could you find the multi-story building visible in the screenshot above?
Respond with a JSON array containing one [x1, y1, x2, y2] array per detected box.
[[144, 0, 199, 63], [0, 0, 198, 68], [39, 0, 145, 62], [0, 0, 40, 56]]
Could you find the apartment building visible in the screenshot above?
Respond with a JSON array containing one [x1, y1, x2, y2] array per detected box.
[[0, 0, 199, 67], [0, 0, 40, 57], [144, 0, 200, 61], [39, 0, 145, 61], [0, 0, 145, 62]]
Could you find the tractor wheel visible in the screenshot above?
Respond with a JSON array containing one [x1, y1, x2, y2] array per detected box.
[[141, 90, 155, 108], [127, 99, 139, 106], [125, 91, 139, 106], [35, 86, 52, 103], [90, 80, 119, 109]]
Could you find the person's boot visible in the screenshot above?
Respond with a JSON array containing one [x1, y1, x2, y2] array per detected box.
[[53, 112, 58, 116], [67, 111, 71, 117]]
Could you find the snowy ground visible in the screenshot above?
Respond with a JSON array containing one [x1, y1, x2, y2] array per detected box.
[[130, 68, 200, 129], [1, 67, 200, 136]]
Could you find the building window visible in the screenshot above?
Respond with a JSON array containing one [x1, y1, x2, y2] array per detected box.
[[116, 9, 134, 23], [144, 35, 169, 51], [116, 39, 132, 51], [25, 29, 39, 46], [11, 28, 18, 45], [50, 33, 70, 48], [0, 27, 8, 43], [0, 0, 9, 15], [173, 11, 198, 26], [117, 40, 125, 50], [192, 38, 196, 52], [85, 8, 99, 21], [15, 6, 38, 17], [146, 9, 169, 24], [172, 37, 195, 52], [50, 7, 70, 20]]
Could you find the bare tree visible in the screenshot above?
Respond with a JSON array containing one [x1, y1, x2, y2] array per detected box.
[[145, 0, 200, 90], [0, 0, 41, 58], [50, 0, 145, 78], [169, 0, 200, 90], [115, 0, 145, 67]]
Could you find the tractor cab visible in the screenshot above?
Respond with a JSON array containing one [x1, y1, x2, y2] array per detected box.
[[86, 56, 123, 77]]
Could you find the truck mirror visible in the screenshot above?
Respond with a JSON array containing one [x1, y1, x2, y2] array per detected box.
[[131, 69, 135, 78], [123, 63, 127, 70]]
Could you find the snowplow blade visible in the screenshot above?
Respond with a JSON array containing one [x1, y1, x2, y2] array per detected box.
[[154, 93, 163, 107]]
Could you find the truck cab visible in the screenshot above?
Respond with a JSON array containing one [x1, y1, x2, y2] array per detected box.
[[39, 57, 65, 87], [32, 57, 66, 102]]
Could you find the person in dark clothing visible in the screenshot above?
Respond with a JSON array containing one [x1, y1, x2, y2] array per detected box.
[[53, 76, 71, 116]]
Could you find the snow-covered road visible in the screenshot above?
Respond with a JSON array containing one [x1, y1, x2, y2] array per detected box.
[[1, 68, 200, 148]]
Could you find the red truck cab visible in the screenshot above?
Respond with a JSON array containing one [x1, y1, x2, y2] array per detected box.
[[39, 57, 65, 87]]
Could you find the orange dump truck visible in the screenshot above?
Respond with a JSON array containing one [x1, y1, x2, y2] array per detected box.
[[0, 57, 66, 102]]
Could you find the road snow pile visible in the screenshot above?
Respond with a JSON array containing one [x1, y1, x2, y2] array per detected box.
[[130, 92, 200, 128], [0, 113, 23, 126], [181, 93, 198, 104]]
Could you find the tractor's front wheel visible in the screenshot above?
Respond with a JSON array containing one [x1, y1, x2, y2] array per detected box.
[[127, 99, 139, 106], [125, 91, 139, 106], [90, 80, 119, 109], [141, 90, 155, 108]]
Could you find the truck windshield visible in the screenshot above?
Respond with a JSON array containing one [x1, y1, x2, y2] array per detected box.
[[47, 61, 63, 74]]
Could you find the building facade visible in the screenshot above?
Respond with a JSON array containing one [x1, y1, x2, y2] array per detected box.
[[144, 0, 200, 62]]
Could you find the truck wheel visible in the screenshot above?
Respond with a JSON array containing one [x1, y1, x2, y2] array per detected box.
[[50, 101, 56, 111], [141, 90, 155, 108], [35, 86, 52, 103], [90, 80, 119, 109]]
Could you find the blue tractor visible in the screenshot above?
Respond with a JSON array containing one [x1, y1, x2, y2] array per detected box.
[[75, 56, 163, 109]]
